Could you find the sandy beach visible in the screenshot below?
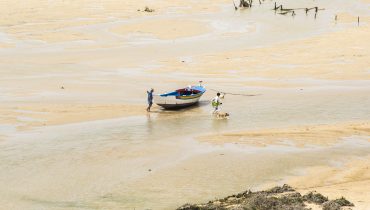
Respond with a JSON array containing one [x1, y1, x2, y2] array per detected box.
[[1, 0, 370, 209]]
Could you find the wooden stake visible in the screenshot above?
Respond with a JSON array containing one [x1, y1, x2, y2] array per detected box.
[[358, 16, 360, 26]]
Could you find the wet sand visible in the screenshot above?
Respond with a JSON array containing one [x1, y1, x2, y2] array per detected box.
[[1, 0, 370, 209]]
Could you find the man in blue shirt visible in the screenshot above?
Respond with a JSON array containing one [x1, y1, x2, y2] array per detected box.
[[147, 88, 154, 112]]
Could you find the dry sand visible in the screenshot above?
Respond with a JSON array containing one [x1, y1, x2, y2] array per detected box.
[[0, 0, 228, 43], [157, 17, 370, 81], [198, 122, 370, 147], [111, 19, 210, 40], [0, 103, 145, 131], [288, 155, 370, 210]]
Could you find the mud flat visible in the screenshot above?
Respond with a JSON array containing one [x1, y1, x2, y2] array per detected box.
[[0, 0, 369, 209]]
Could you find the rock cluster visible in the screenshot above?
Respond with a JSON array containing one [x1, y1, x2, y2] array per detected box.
[[177, 184, 353, 210]]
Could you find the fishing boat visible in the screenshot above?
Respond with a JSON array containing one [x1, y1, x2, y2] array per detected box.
[[154, 83, 206, 109]]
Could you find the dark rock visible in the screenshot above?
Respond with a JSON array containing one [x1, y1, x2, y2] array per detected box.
[[177, 203, 203, 210], [144, 6, 154, 12], [244, 193, 307, 210], [177, 185, 353, 210], [266, 184, 295, 194], [323, 201, 341, 210], [332, 197, 354, 207], [302, 191, 328, 204], [280, 192, 303, 204]]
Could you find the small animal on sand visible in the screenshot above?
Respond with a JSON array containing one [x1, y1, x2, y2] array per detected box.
[[215, 112, 230, 119]]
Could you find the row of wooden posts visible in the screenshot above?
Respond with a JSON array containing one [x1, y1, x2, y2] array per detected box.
[[273, 2, 325, 18], [335, 15, 361, 26], [233, 0, 361, 25], [234, 0, 325, 14]]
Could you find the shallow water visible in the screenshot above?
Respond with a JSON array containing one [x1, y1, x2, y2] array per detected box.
[[1, 87, 370, 209], [1, 119, 370, 209]]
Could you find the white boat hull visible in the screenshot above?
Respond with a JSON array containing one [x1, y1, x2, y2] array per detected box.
[[153, 95, 201, 109]]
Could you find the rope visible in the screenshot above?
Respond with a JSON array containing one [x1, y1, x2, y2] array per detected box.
[[209, 88, 261, 97]]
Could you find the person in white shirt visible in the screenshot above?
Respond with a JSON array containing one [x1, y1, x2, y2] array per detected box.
[[212, 92, 224, 113]]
